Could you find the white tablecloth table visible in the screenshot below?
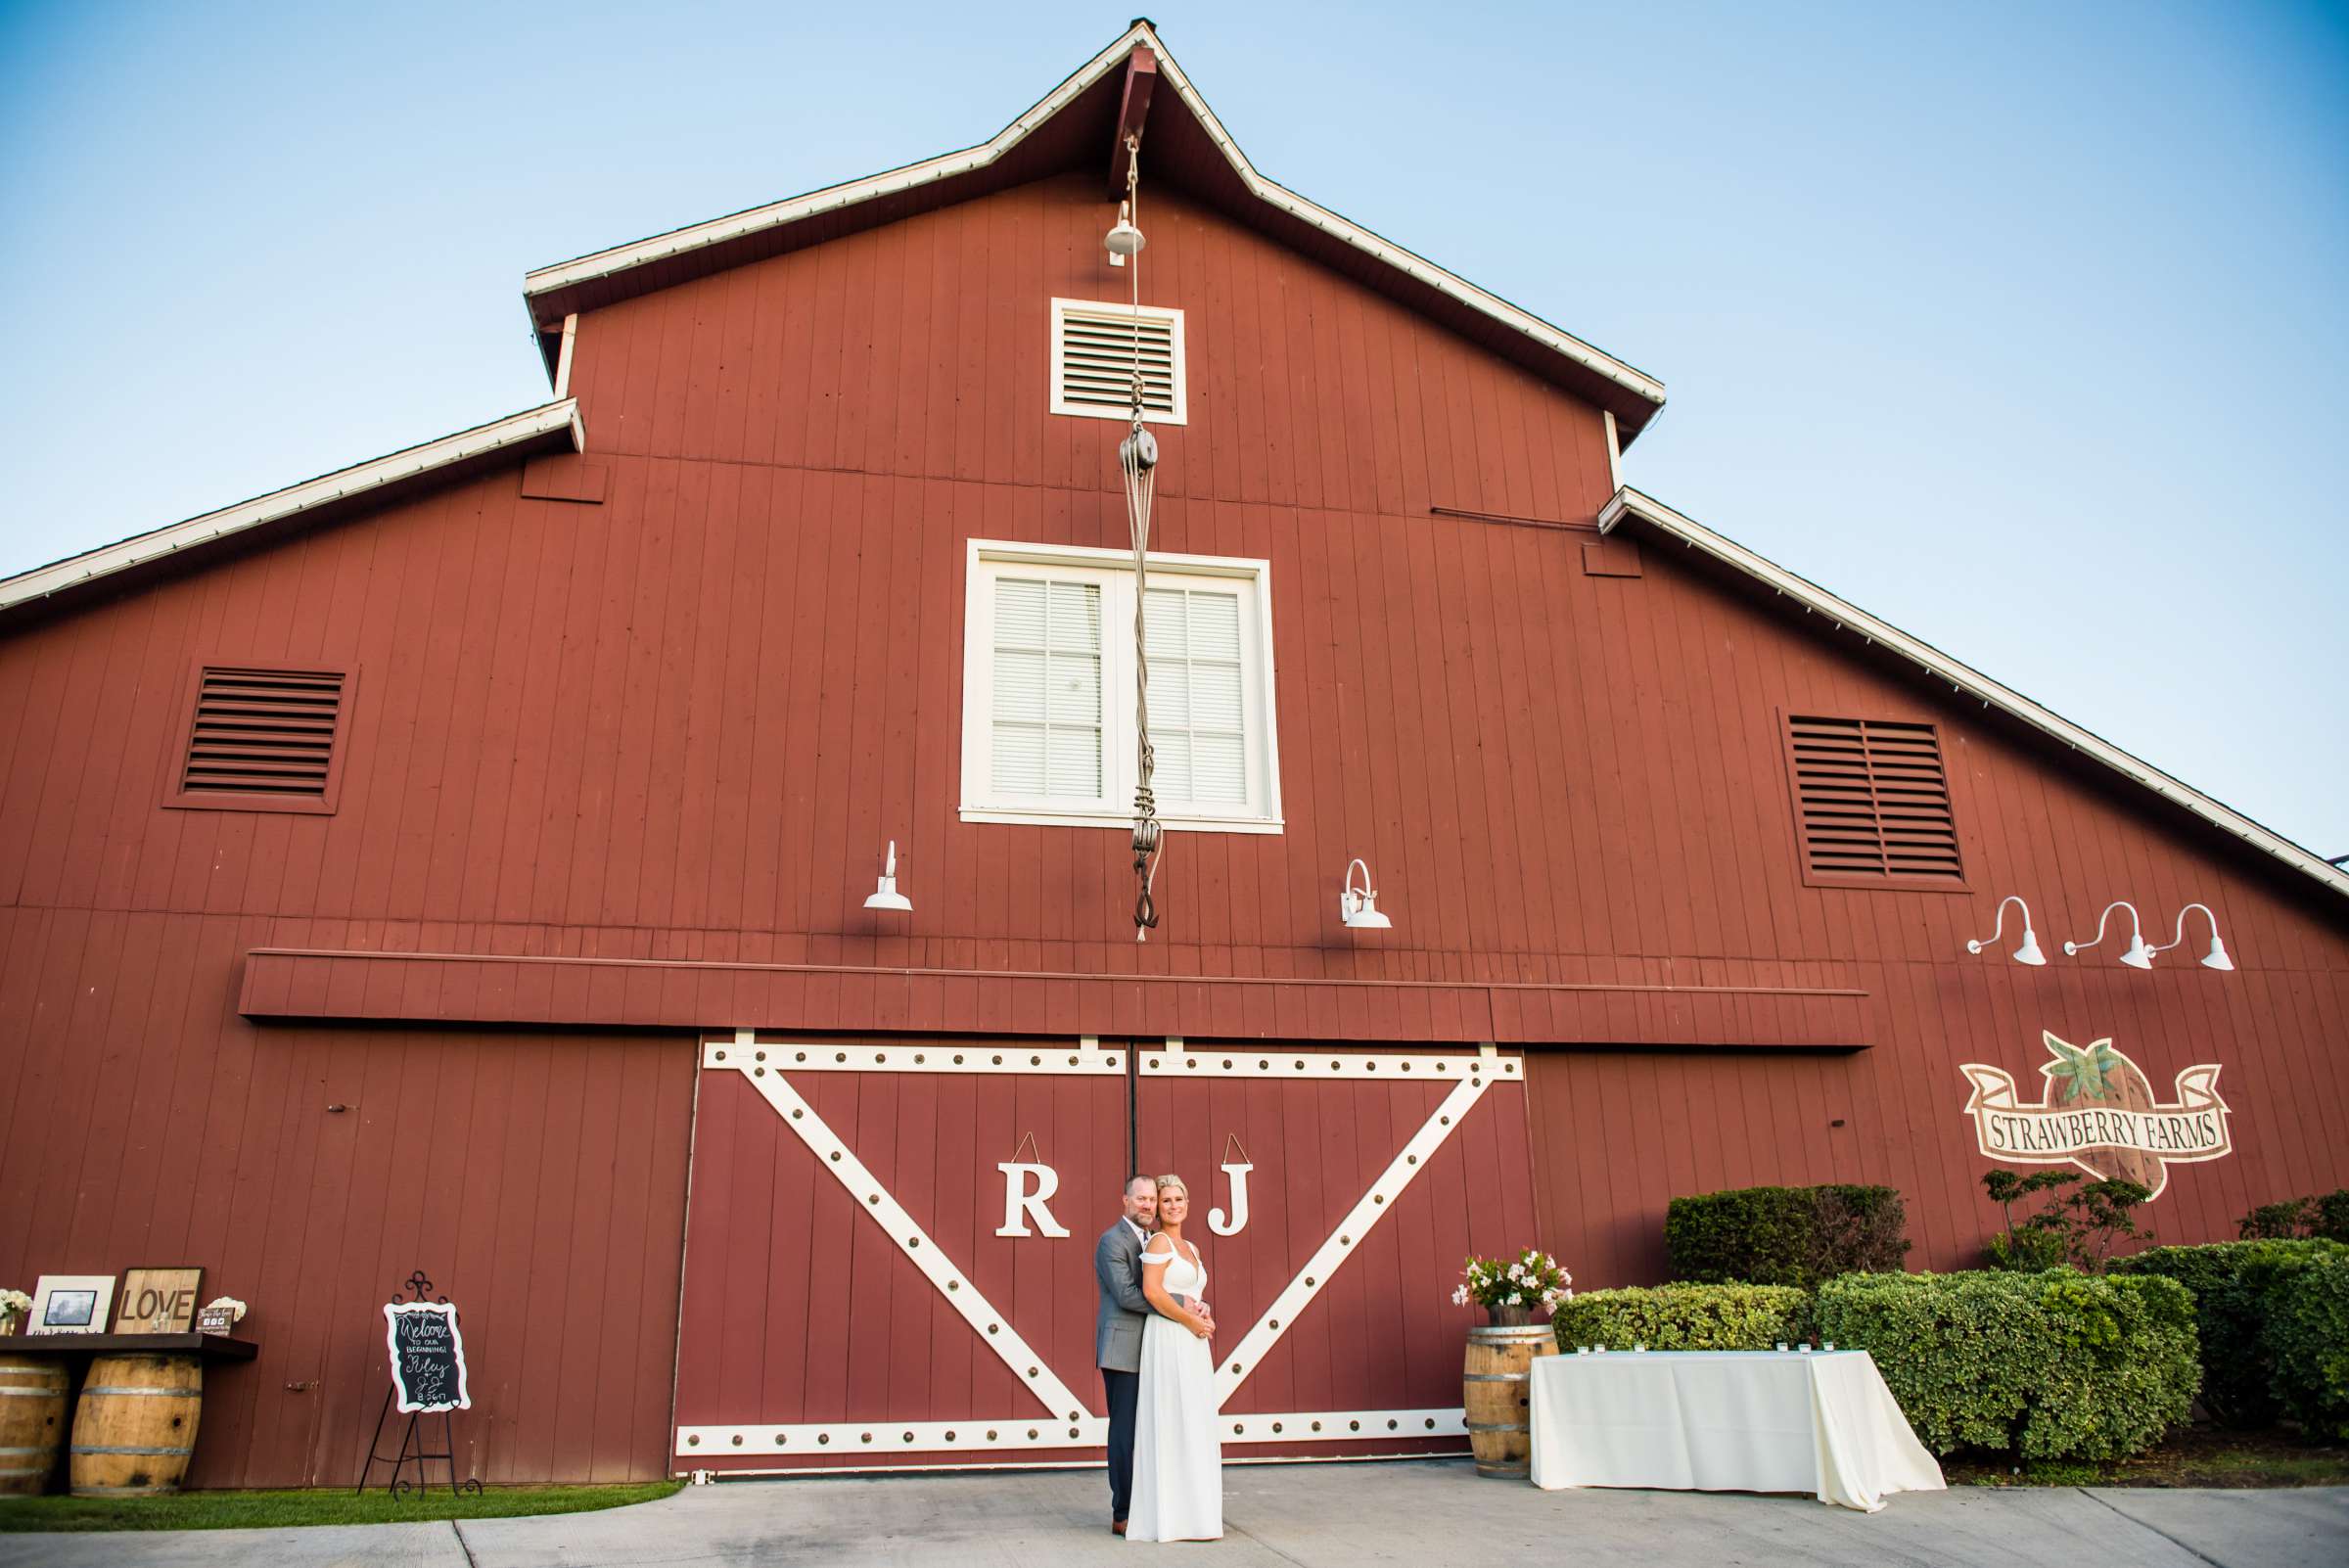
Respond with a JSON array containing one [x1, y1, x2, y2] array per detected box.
[[1528, 1350, 1945, 1512]]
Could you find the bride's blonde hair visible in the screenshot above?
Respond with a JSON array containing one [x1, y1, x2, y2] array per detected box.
[[1156, 1174, 1188, 1199]]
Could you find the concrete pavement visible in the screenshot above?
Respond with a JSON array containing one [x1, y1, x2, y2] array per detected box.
[[3, 1459, 2343, 1567]]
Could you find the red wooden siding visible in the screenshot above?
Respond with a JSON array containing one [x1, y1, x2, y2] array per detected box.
[[0, 905, 693, 1488]]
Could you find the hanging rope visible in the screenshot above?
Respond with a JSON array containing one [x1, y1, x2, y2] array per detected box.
[[1120, 131, 1163, 941]]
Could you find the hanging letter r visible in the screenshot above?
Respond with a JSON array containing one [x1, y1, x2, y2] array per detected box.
[[994, 1162, 1070, 1238]]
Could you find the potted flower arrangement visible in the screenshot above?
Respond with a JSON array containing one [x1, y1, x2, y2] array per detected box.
[[1451, 1248, 1571, 1325], [0, 1288, 27, 1335]]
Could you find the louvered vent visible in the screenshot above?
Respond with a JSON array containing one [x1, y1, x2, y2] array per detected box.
[[180, 666, 346, 801], [1786, 715, 1963, 882], [1051, 299, 1185, 423]]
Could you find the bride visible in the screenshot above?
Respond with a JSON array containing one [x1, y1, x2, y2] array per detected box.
[[1128, 1173, 1222, 1543]]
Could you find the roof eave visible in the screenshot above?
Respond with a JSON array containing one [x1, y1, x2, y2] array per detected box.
[[520, 23, 1665, 433], [0, 400, 584, 618], [1597, 486, 2349, 902]]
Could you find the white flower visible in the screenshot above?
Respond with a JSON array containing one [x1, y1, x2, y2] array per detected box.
[[0, 1289, 29, 1314], [1508, 1292, 1523, 1306], [1507, 1264, 1525, 1282], [1451, 1284, 1470, 1307]]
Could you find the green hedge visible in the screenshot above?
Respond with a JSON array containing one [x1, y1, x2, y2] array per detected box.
[[2112, 1239, 2344, 1427], [2268, 1254, 2349, 1441], [1815, 1270, 2198, 1459], [1551, 1284, 1813, 1353], [1664, 1184, 1910, 1289]]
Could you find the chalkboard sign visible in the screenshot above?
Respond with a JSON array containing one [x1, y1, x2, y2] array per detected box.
[[384, 1301, 471, 1414]]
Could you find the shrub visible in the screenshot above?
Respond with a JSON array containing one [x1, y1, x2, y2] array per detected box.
[[1552, 1283, 1813, 1353], [2112, 1238, 2345, 1427], [1815, 1269, 2198, 1459], [2237, 1189, 2349, 1244], [2239, 1197, 2317, 1240], [1982, 1170, 2153, 1270], [1664, 1183, 1911, 1288], [1984, 1226, 2070, 1271], [2266, 1253, 2349, 1441]]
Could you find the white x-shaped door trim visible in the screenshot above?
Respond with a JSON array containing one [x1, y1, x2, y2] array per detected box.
[[674, 1036, 1508, 1463]]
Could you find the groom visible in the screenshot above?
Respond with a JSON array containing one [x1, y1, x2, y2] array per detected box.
[[1094, 1175, 1157, 1536]]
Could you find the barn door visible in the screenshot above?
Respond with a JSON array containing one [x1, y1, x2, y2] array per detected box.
[[671, 1035, 1532, 1474], [1135, 1044, 1535, 1459], [672, 1036, 1126, 1474]]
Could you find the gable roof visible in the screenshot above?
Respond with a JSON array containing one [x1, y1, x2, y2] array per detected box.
[[1598, 486, 2349, 902], [519, 22, 1668, 444], [0, 401, 582, 617]]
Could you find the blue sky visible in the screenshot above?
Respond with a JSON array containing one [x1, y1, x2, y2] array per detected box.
[[2, 2, 2343, 859]]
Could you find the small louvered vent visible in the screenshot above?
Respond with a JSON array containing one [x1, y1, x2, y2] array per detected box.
[[1786, 715, 1962, 883], [1051, 299, 1185, 423], [180, 666, 346, 802]]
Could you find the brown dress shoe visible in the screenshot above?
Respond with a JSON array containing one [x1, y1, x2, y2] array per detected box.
[[1112, 1519, 1128, 1536]]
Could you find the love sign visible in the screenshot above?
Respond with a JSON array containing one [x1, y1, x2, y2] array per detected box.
[[113, 1268, 203, 1333]]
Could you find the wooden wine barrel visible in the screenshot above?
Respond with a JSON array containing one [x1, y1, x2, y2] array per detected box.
[[1462, 1322, 1554, 1479], [69, 1355, 203, 1497], [0, 1358, 69, 1495]]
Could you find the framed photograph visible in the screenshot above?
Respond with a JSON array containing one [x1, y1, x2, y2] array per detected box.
[[28, 1274, 115, 1336], [114, 1268, 204, 1333]]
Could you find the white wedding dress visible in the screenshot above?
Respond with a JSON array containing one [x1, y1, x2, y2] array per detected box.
[[1128, 1241, 1222, 1543]]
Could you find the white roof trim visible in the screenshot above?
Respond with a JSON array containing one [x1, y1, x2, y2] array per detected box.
[[522, 23, 1664, 413], [1598, 486, 2349, 900], [0, 400, 583, 614]]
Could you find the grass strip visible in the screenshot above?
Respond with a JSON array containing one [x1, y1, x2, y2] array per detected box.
[[0, 1479, 682, 1532]]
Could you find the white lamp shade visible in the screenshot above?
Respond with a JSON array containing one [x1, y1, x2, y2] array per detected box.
[[2012, 929, 2047, 966], [1342, 895, 1391, 930], [1106, 217, 1145, 257], [2119, 934, 2153, 970], [2201, 937, 2234, 972]]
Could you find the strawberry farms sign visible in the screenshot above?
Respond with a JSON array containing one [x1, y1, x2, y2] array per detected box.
[[1959, 1033, 2232, 1200]]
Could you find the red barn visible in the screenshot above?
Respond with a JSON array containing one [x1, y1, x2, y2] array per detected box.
[[2, 23, 2341, 1488]]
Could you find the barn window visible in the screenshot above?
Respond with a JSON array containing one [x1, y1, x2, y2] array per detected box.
[[1049, 299, 1185, 425], [961, 540, 1278, 832], [163, 663, 354, 814], [1783, 715, 1963, 887]]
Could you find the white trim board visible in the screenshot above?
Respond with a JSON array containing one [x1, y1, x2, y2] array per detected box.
[[522, 23, 1663, 423], [675, 1408, 1463, 1459], [0, 401, 584, 616], [1598, 485, 2349, 902], [960, 537, 1284, 833]]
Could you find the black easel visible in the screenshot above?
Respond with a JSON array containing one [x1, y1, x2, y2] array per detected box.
[[356, 1271, 484, 1498]]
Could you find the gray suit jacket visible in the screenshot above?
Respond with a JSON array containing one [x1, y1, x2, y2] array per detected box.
[[1094, 1220, 1150, 1372]]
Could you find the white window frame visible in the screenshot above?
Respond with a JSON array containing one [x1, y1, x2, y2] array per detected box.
[[961, 539, 1281, 834], [1048, 298, 1188, 426]]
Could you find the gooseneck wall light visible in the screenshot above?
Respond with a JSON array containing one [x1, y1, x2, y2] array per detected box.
[[2064, 900, 2153, 970], [1340, 858, 1391, 930], [863, 841, 912, 913], [2151, 902, 2235, 971], [1964, 895, 2047, 966]]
